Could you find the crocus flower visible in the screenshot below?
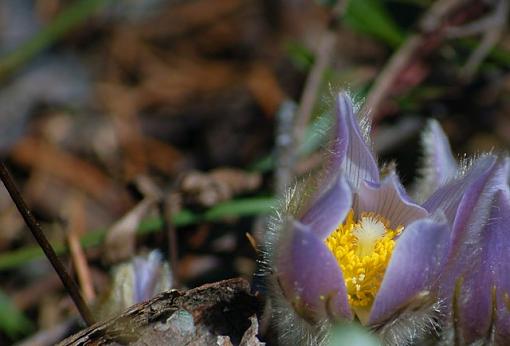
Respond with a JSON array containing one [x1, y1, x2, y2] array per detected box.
[[262, 92, 450, 345]]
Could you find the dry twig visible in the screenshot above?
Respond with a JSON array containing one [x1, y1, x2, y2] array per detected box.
[[0, 161, 95, 326], [66, 195, 95, 303], [361, 0, 485, 119]]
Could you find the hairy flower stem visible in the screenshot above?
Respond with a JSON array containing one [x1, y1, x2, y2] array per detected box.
[[0, 160, 95, 326]]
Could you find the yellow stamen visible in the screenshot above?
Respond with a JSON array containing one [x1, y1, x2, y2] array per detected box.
[[325, 210, 403, 309]]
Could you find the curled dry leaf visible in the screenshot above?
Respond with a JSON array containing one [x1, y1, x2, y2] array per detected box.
[[179, 168, 261, 207], [103, 198, 157, 264]]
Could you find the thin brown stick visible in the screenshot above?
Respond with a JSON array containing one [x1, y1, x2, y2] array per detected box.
[[360, 33, 422, 118], [291, 3, 345, 174], [274, 101, 296, 195], [163, 191, 180, 287], [292, 30, 337, 150], [0, 160, 95, 326], [361, 0, 469, 118], [67, 195, 95, 302], [448, 0, 509, 78]]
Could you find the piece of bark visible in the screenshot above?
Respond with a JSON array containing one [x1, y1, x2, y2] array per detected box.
[[239, 316, 264, 346], [58, 278, 261, 346]]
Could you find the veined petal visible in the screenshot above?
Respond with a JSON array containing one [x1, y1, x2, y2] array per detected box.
[[300, 174, 352, 240], [414, 119, 457, 201], [449, 158, 508, 258], [435, 158, 509, 343], [456, 188, 510, 344], [332, 92, 379, 188], [276, 220, 352, 321], [423, 154, 497, 224], [369, 218, 450, 325], [356, 173, 428, 229], [326, 94, 349, 179]]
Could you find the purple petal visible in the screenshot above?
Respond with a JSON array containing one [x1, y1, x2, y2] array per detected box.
[[456, 189, 510, 343], [414, 120, 457, 200], [325, 94, 349, 179], [329, 92, 379, 188], [356, 173, 428, 228], [423, 155, 497, 223], [276, 220, 352, 321], [133, 251, 164, 302], [492, 190, 510, 344], [425, 120, 457, 179], [369, 218, 450, 325], [300, 174, 352, 240], [436, 156, 504, 272], [434, 158, 509, 342], [449, 158, 508, 258]]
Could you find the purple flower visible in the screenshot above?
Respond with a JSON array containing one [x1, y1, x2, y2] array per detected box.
[[412, 115, 510, 344], [421, 149, 510, 344], [95, 250, 173, 320], [262, 92, 509, 345]]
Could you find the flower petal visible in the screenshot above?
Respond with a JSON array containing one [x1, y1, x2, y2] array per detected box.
[[276, 220, 352, 321], [432, 158, 509, 342], [414, 119, 457, 201], [455, 188, 510, 344], [492, 190, 510, 344], [330, 92, 379, 188], [369, 218, 450, 325], [300, 174, 352, 240], [133, 251, 171, 303], [449, 158, 508, 259], [423, 154, 497, 224], [357, 173, 428, 228]]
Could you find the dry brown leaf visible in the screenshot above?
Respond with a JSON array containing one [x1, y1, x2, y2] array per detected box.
[[24, 172, 116, 230], [103, 198, 157, 264], [180, 168, 261, 207], [11, 136, 132, 214], [246, 64, 286, 118], [140, 0, 245, 41], [98, 83, 148, 180]]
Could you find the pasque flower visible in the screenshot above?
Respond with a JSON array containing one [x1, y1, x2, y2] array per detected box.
[[95, 250, 173, 320], [419, 134, 510, 345], [261, 92, 510, 345]]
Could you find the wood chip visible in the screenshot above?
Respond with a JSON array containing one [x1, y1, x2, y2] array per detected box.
[[58, 278, 260, 346]]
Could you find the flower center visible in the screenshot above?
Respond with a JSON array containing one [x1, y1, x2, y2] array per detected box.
[[325, 210, 403, 309]]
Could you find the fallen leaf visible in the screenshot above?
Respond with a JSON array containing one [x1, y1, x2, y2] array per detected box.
[[103, 198, 157, 264], [180, 168, 261, 207]]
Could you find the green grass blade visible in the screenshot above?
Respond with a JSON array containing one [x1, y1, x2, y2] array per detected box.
[[343, 0, 405, 47], [0, 289, 33, 338], [0, 196, 275, 271]]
